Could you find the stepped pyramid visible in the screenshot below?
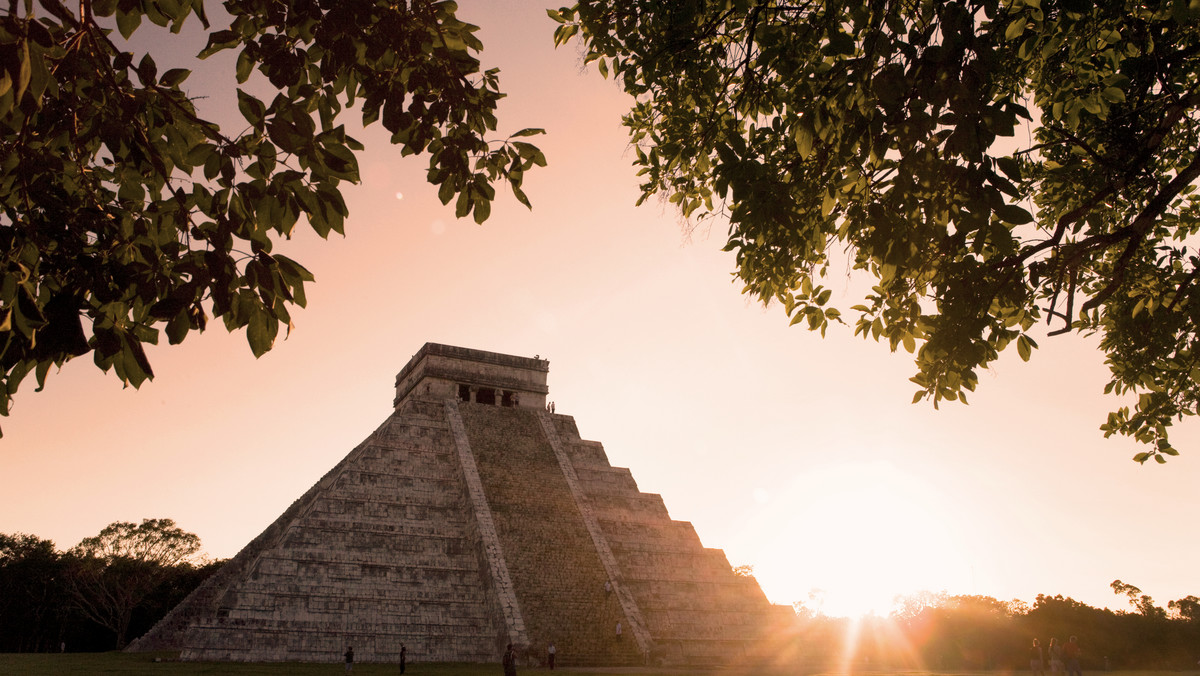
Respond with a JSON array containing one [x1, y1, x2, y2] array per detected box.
[[130, 343, 789, 666]]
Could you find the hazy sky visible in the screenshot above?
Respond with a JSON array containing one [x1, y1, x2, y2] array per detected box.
[[1, 1, 1197, 619]]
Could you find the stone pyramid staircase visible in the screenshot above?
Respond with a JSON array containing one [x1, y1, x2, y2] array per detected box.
[[548, 414, 787, 666], [457, 403, 643, 667], [130, 344, 790, 667], [131, 400, 500, 663]]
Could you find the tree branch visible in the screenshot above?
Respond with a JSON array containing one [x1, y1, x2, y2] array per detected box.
[[995, 184, 1117, 272], [1165, 263, 1200, 313], [1043, 122, 1117, 171], [1080, 149, 1200, 315], [1047, 265, 1077, 336]]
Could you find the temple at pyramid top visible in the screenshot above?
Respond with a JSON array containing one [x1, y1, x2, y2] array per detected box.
[[394, 343, 550, 410]]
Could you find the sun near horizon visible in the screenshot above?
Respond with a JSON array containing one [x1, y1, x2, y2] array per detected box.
[[726, 460, 979, 620]]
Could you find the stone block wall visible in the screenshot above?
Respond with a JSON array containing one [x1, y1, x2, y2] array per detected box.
[[130, 401, 500, 663], [550, 415, 781, 665], [394, 343, 549, 410], [458, 403, 642, 666]]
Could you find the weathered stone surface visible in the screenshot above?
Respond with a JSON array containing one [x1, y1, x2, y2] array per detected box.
[[129, 344, 787, 666]]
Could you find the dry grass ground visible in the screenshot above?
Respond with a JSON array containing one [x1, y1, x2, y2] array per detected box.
[[0, 654, 1193, 676], [0, 652, 725, 676]]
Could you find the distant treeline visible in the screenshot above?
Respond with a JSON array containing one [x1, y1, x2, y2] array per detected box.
[[783, 590, 1200, 671], [7, 523, 1199, 669], [0, 524, 224, 652]]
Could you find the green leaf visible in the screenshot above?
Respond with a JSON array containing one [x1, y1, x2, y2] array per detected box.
[[472, 196, 491, 224], [512, 185, 531, 209], [246, 305, 276, 358], [455, 187, 472, 219], [554, 23, 579, 47], [235, 49, 254, 83], [274, 254, 315, 283], [165, 311, 191, 345], [513, 141, 547, 167], [996, 156, 1022, 181], [437, 180, 457, 205], [321, 143, 360, 180], [995, 203, 1034, 225], [136, 54, 158, 86], [121, 333, 155, 388], [15, 40, 30, 102], [118, 181, 146, 203], [237, 89, 266, 127], [117, 8, 144, 40], [821, 191, 836, 217], [159, 68, 190, 87], [794, 124, 814, 159], [1004, 18, 1026, 40]]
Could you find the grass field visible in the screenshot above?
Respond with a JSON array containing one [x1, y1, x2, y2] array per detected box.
[[0, 654, 1193, 676], [0, 651, 756, 676], [5, 652, 502, 675]]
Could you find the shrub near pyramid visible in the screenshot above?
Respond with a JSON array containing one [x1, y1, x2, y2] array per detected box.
[[129, 344, 790, 666]]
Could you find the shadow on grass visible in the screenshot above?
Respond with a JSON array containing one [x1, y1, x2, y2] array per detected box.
[[2, 655, 1186, 676], [0, 652, 493, 676], [0, 652, 784, 676]]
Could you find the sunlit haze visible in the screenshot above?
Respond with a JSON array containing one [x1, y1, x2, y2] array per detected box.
[[1, 1, 1197, 623], [738, 462, 976, 618]]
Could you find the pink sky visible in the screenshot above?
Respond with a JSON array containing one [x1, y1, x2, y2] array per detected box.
[[1, 1, 1197, 619]]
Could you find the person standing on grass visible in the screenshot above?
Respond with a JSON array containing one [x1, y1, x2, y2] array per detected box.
[[502, 643, 517, 676], [400, 644, 407, 674], [1030, 638, 1046, 676], [344, 645, 354, 674], [1049, 638, 1064, 673], [1064, 636, 1082, 676]]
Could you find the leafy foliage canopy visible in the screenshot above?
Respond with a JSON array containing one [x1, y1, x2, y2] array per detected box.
[[67, 518, 204, 648], [0, 0, 543, 430], [552, 0, 1200, 462]]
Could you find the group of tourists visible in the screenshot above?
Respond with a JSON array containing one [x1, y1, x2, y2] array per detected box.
[[338, 641, 550, 674], [343, 644, 406, 674], [1030, 636, 1083, 676], [334, 638, 573, 674], [502, 641, 558, 675]]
